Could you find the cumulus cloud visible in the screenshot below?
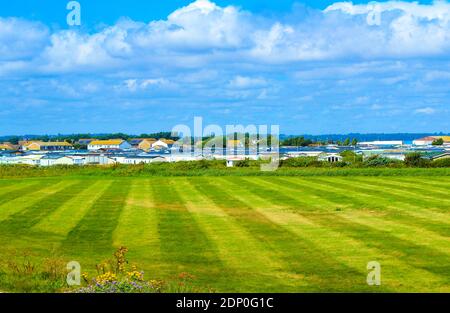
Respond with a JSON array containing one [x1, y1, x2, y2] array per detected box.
[[228, 76, 267, 89], [414, 107, 437, 115], [0, 18, 48, 61], [1, 0, 450, 74], [1, 1, 450, 133]]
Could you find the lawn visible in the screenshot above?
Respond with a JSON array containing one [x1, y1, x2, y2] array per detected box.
[[0, 174, 449, 292]]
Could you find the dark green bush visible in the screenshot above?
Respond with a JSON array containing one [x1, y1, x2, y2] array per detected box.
[[431, 157, 450, 168], [280, 157, 324, 167], [404, 152, 431, 167], [235, 159, 250, 167], [363, 155, 402, 167], [340, 150, 363, 164]]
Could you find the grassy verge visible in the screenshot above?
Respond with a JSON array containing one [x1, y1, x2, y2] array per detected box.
[[1, 164, 450, 178]]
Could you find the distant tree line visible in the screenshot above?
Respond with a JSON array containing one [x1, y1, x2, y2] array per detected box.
[[281, 136, 358, 147], [1, 132, 180, 145]]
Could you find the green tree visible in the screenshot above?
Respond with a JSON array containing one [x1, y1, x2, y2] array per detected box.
[[340, 150, 363, 163], [351, 138, 358, 146], [432, 138, 444, 146], [404, 152, 430, 167], [343, 138, 350, 146]]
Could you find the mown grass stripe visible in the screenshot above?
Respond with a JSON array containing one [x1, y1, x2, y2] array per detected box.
[[150, 178, 223, 272], [320, 213, 450, 282], [0, 181, 38, 197], [221, 177, 445, 292], [251, 177, 450, 280], [324, 177, 450, 222], [191, 177, 371, 292], [271, 176, 449, 240], [0, 181, 91, 233], [338, 211, 450, 255], [33, 180, 113, 236], [340, 177, 450, 211], [175, 178, 305, 292], [0, 181, 52, 207], [311, 177, 450, 236], [386, 176, 450, 194], [391, 177, 450, 191], [61, 181, 130, 257], [239, 177, 450, 290], [347, 176, 450, 207], [113, 179, 161, 268], [0, 180, 73, 222]]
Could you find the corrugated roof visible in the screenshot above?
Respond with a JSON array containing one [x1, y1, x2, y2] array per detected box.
[[89, 140, 124, 145], [434, 136, 450, 142], [39, 142, 73, 146], [415, 137, 435, 141]]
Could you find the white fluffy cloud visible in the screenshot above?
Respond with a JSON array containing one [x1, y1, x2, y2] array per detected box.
[[2, 0, 450, 76], [228, 76, 267, 89], [414, 107, 437, 115], [0, 18, 48, 61]]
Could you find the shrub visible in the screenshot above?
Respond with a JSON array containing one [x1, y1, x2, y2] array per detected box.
[[280, 157, 323, 167], [363, 155, 401, 167], [431, 157, 450, 167], [235, 159, 250, 167], [404, 152, 430, 167], [340, 150, 363, 164]]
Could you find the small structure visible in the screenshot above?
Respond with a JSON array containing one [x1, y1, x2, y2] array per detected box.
[[40, 155, 75, 167], [413, 136, 450, 146], [22, 141, 73, 151], [286, 151, 323, 158], [137, 138, 157, 151], [227, 140, 243, 149], [0, 142, 17, 151], [16, 155, 45, 165], [226, 156, 246, 167], [359, 141, 403, 146], [77, 139, 96, 145], [120, 156, 166, 164], [152, 140, 169, 150], [83, 154, 117, 165], [431, 153, 450, 161], [88, 140, 131, 151], [318, 153, 343, 163]]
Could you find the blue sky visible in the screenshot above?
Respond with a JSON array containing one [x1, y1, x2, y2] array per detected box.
[[0, 0, 449, 135]]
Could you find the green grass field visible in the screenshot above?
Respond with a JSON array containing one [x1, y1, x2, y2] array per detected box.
[[0, 174, 449, 292]]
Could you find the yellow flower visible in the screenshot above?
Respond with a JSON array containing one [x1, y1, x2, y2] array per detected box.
[[127, 270, 144, 281], [95, 272, 117, 285], [82, 272, 89, 283]]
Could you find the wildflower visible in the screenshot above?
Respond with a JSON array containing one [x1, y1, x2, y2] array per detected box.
[[82, 272, 89, 284], [114, 246, 129, 273], [127, 270, 144, 281], [95, 272, 117, 285]]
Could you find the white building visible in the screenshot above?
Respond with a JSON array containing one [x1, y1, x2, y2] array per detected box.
[[359, 141, 403, 146], [318, 153, 343, 163], [412, 137, 435, 146], [15, 155, 45, 165], [88, 140, 132, 151], [118, 156, 167, 164], [151, 140, 169, 149], [40, 156, 76, 167], [226, 156, 247, 167], [84, 154, 116, 165], [286, 151, 323, 158]]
